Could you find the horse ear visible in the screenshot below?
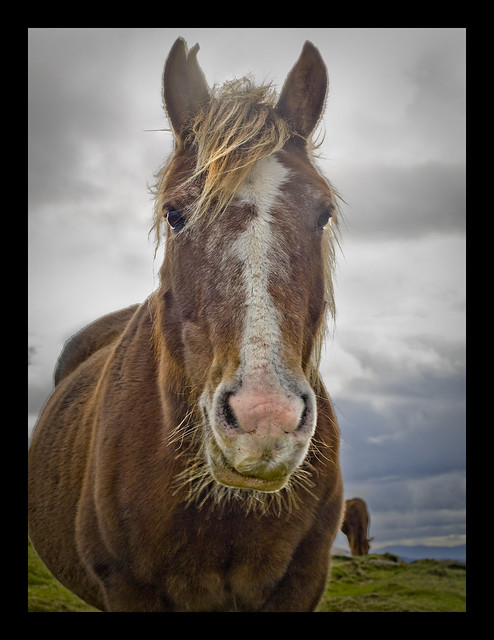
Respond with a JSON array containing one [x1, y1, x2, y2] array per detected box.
[[276, 41, 328, 140], [163, 37, 210, 139]]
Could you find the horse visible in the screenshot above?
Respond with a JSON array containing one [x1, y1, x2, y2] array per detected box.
[[341, 498, 373, 556], [28, 37, 344, 612]]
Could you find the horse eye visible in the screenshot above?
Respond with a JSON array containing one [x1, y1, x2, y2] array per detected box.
[[316, 209, 332, 231], [165, 208, 186, 232]]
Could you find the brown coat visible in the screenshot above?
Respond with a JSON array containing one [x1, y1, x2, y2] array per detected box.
[[28, 38, 344, 612]]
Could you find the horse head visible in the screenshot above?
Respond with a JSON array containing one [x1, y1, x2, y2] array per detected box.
[[154, 38, 339, 495]]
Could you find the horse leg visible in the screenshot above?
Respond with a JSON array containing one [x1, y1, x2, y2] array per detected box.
[[97, 572, 175, 612], [75, 491, 174, 612], [259, 500, 341, 611], [261, 544, 329, 610]]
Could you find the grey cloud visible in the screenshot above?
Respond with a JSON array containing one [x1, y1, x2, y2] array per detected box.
[[28, 28, 168, 214], [404, 29, 466, 161], [339, 469, 465, 547], [323, 33, 466, 242], [337, 332, 465, 400], [337, 391, 465, 484], [370, 507, 465, 545], [333, 162, 465, 240], [344, 471, 465, 515], [29, 30, 123, 206], [331, 332, 465, 485], [405, 29, 466, 105], [341, 472, 465, 545]]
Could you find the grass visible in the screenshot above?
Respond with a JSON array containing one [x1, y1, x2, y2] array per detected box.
[[28, 541, 99, 612], [28, 541, 466, 613], [317, 553, 466, 612]]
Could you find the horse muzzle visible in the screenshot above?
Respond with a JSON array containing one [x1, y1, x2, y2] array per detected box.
[[202, 380, 317, 492]]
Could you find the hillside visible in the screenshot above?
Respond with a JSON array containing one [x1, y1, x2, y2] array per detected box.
[[318, 553, 466, 612], [28, 541, 466, 612]]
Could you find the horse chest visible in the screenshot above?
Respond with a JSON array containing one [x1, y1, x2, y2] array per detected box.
[[163, 559, 285, 612], [159, 521, 299, 612]]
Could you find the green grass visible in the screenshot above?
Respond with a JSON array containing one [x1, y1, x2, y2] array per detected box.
[[28, 541, 99, 612], [28, 541, 466, 612], [317, 553, 466, 612]]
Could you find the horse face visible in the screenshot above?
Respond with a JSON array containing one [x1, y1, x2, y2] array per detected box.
[[160, 149, 336, 492], [158, 38, 336, 492]]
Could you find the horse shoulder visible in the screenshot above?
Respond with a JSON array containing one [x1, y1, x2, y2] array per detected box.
[[54, 304, 140, 385]]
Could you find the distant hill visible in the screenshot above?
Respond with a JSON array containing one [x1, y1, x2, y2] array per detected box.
[[373, 544, 466, 563]]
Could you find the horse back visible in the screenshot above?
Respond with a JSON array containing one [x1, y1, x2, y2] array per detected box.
[[54, 304, 139, 385]]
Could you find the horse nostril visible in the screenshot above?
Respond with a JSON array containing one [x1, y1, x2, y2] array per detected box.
[[222, 392, 240, 430], [295, 395, 309, 432]]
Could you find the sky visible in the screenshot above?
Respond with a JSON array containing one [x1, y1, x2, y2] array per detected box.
[[28, 28, 466, 552]]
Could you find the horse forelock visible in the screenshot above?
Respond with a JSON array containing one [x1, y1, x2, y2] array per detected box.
[[151, 77, 293, 243]]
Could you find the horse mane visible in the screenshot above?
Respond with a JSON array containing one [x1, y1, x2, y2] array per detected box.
[[151, 75, 341, 392]]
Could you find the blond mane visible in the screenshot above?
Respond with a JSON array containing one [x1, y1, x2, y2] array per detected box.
[[152, 78, 293, 241]]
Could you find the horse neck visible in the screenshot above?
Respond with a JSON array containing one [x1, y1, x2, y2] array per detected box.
[[149, 291, 202, 427]]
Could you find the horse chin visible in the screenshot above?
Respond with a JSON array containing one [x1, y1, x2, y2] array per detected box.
[[207, 441, 290, 493]]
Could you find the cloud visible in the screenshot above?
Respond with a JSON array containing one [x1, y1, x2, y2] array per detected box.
[[346, 470, 466, 514], [329, 233, 466, 351], [337, 332, 465, 398], [28, 28, 170, 215], [403, 29, 466, 163], [336, 391, 464, 482], [330, 162, 465, 240], [327, 29, 465, 168], [369, 506, 466, 547], [334, 469, 466, 549], [327, 327, 465, 477]]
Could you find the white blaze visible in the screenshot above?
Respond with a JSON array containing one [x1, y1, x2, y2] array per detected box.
[[232, 155, 289, 386]]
